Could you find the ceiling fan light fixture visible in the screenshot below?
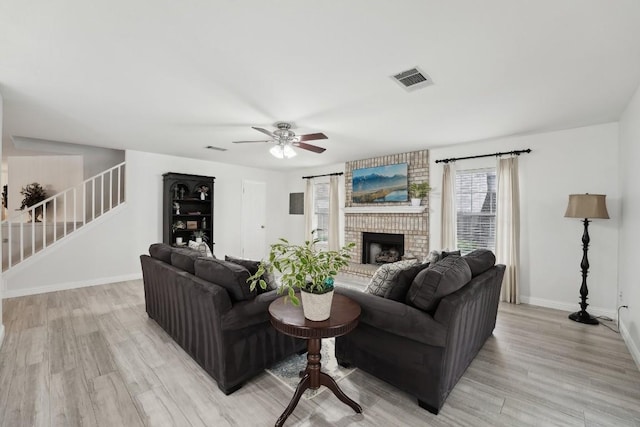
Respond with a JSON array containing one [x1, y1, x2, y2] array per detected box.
[[270, 144, 297, 159]]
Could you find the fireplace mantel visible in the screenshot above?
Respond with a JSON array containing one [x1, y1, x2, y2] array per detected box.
[[344, 205, 426, 214]]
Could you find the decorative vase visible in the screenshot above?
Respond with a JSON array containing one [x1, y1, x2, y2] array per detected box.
[[300, 289, 334, 321], [411, 198, 421, 207], [200, 192, 206, 200]]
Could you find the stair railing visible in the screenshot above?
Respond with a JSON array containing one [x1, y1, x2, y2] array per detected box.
[[2, 161, 126, 270]]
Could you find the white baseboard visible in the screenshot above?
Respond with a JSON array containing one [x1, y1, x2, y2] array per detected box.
[[3, 273, 143, 299], [0, 324, 5, 350], [520, 296, 616, 319], [620, 320, 640, 371]]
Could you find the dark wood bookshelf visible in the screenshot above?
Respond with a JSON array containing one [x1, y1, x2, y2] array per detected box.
[[163, 172, 215, 251]]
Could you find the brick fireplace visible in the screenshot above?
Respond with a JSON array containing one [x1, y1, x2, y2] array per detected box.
[[343, 150, 429, 277]]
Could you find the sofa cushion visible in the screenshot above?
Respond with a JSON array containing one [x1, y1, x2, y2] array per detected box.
[[365, 260, 418, 297], [385, 262, 431, 302], [170, 247, 203, 274], [224, 255, 277, 293], [149, 243, 172, 264], [463, 249, 496, 276], [195, 258, 256, 302], [406, 256, 472, 312]]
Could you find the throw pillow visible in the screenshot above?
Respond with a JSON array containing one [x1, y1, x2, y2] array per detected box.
[[188, 240, 214, 258], [463, 249, 496, 276], [224, 255, 277, 293], [441, 250, 461, 259], [385, 262, 431, 302], [406, 256, 472, 312], [423, 250, 441, 265], [194, 258, 256, 302], [365, 259, 418, 297]]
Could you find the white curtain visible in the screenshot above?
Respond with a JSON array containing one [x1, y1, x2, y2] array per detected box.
[[328, 175, 340, 251], [304, 179, 314, 242], [496, 157, 521, 304], [441, 163, 457, 250]]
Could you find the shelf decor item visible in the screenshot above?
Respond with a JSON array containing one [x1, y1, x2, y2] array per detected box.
[[408, 182, 431, 207], [197, 185, 209, 200], [248, 236, 355, 321], [564, 193, 610, 325], [186, 220, 198, 230]]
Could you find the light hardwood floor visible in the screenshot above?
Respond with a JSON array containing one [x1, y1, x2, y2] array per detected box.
[[1, 280, 639, 426]]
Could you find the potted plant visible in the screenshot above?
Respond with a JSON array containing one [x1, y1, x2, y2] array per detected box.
[[191, 230, 208, 243], [19, 182, 48, 222], [408, 182, 431, 207], [248, 237, 355, 321]]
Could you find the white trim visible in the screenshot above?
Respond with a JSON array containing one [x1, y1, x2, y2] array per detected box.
[[344, 205, 426, 214], [0, 324, 5, 350], [519, 295, 615, 319], [620, 320, 640, 370], [3, 273, 142, 299]]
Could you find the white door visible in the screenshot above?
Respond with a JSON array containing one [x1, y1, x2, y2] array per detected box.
[[241, 180, 267, 260]]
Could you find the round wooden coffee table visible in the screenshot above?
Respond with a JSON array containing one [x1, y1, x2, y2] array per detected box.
[[269, 293, 362, 427]]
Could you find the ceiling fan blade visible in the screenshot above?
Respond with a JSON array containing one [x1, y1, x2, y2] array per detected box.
[[298, 132, 328, 142], [232, 140, 272, 144], [293, 142, 326, 153], [252, 127, 275, 138]]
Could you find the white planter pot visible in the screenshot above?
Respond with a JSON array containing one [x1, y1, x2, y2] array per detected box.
[[195, 237, 203, 243], [300, 289, 334, 321], [411, 198, 421, 207]]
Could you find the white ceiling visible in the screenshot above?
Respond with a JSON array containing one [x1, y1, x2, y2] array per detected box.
[[2, 1, 640, 170]]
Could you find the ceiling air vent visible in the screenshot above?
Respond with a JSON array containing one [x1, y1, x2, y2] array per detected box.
[[391, 67, 434, 92], [206, 145, 227, 152]]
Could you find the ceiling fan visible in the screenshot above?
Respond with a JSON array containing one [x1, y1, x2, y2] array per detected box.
[[232, 122, 327, 159]]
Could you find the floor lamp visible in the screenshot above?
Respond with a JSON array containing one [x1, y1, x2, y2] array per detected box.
[[564, 194, 609, 325]]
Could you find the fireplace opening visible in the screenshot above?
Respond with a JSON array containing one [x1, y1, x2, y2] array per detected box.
[[362, 232, 404, 265]]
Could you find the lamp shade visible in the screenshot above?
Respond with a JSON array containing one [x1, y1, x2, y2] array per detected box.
[[564, 194, 609, 219]]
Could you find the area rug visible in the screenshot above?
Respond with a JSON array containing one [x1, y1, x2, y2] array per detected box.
[[266, 338, 356, 399]]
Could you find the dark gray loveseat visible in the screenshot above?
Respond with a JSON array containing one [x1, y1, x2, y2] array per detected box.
[[140, 243, 305, 394], [335, 251, 505, 414]]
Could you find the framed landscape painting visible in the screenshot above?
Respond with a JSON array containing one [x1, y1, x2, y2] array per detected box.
[[352, 163, 408, 203]]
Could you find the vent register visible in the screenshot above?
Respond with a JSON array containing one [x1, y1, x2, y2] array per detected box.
[[206, 145, 228, 152], [392, 67, 434, 91]]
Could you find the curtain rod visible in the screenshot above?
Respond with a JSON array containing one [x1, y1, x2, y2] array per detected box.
[[302, 172, 344, 179], [435, 149, 531, 164]]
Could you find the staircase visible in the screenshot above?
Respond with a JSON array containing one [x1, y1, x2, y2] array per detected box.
[[2, 162, 126, 271]]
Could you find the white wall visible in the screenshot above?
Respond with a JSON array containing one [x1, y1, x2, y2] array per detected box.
[[0, 91, 4, 347], [7, 155, 83, 220], [2, 149, 290, 296], [429, 123, 620, 316], [618, 83, 640, 368], [7, 136, 124, 180], [282, 163, 346, 245]]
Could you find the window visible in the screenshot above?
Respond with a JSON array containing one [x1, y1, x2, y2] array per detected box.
[[314, 183, 330, 242], [455, 168, 496, 253]]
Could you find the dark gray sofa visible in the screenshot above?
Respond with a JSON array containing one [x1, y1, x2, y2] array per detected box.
[[140, 243, 305, 394], [335, 251, 505, 414]]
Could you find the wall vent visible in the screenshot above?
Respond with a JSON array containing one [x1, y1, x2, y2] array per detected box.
[[206, 145, 227, 152], [391, 67, 434, 92]]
